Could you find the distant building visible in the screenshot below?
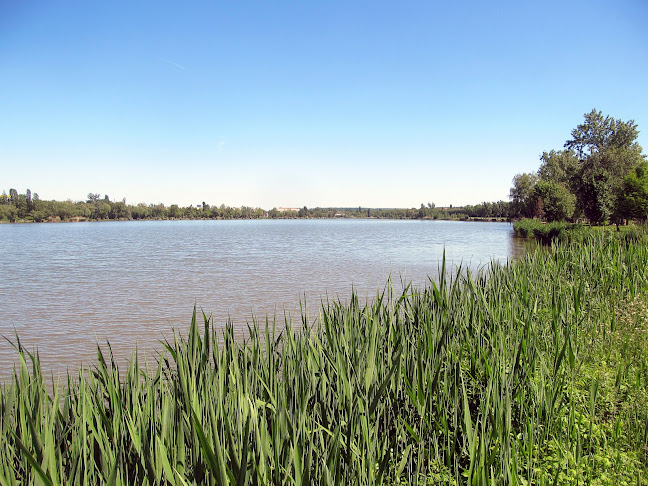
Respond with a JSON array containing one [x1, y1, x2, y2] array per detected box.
[[277, 207, 299, 213]]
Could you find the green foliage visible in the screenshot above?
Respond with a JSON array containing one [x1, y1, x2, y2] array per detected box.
[[0, 204, 18, 222], [530, 221, 571, 244], [168, 204, 181, 218], [0, 187, 515, 223], [538, 150, 579, 188], [565, 109, 641, 159], [577, 163, 615, 225], [513, 219, 578, 243], [514, 110, 646, 224], [3, 234, 648, 484], [509, 173, 539, 218], [566, 110, 645, 224], [512, 218, 538, 238], [616, 161, 648, 222], [96, 202, 112, 219], [461, 200, 510, 219], [532, 180, 576, 222], [109, 201, 130, 220]]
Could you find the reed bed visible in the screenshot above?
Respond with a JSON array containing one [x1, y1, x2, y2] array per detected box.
[[2, 232, 648, 485], [512, 219, 578, 244]]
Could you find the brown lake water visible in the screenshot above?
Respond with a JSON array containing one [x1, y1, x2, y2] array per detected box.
[[0, 219, 525, 380]]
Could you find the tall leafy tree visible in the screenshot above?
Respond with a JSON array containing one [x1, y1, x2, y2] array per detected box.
[[168, 204, 181, 218], [565, 109, 641, 159], [564, 109, 645, 224], [509, 173, 538, 218], [532, 180, 576, 222], [538, 150, 579, 188]]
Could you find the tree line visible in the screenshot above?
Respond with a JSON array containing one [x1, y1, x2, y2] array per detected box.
[[510, 109, 647, 224], [0, 193, 271, 222], [0, 191, 514, 223]]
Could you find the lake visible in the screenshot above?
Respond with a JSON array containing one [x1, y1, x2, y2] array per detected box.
[[0, 219, 524, 379]]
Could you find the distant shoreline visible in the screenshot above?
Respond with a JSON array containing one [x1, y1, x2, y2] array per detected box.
[[1, 191, 513, 223], [0, 215, 512, 224]]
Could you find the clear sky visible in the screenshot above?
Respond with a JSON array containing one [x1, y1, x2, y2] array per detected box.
[[1, 0, 647, 209]]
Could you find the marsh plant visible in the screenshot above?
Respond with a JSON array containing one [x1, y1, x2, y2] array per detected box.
[[1, 232, 648, 484]]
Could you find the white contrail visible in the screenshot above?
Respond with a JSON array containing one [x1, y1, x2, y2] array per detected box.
[[160, 58, 186, 70]]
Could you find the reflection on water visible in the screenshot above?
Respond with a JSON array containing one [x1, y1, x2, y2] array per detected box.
[[0, 219, 524, 379]]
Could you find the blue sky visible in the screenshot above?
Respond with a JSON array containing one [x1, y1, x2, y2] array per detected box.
[[1, 0, 647, 208]]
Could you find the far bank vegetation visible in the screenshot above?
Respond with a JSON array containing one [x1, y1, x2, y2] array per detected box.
[[0, 193, 511, 224]]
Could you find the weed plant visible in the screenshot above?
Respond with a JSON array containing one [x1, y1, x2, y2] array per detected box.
[[1, 233, 648, 484]]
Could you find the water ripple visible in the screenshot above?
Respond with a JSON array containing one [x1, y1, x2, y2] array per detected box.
[[0, 219, 522, 379]]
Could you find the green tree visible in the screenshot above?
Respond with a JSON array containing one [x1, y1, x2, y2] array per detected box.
[[509, 173, 538, 218], [53, 201, 76, 220], [565, 109, 641, 159], [0, 204, 17, 222], [564, 109, 645, 224], [168, 204, 181, 218], [13, 192, 28, 219], [577, 163, 614, 224], [110, 201, 131, 220], [131, 203, 152, 220], [615, 162, 648, 222], [95, 202, 111, 220], [538, 150, 579, 188], [532, 180, 576, 222], [150, 204, 166, 219]]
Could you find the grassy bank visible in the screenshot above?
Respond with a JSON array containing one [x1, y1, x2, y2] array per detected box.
[[513, 219, 648, 246], [2, 233, 648, 484], [512, 219, 579, 244]]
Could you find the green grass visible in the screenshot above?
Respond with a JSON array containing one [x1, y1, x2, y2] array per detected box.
[[2, 233, 648, 484], [512, 219, 580, 244], [514, 219, 648, 246]]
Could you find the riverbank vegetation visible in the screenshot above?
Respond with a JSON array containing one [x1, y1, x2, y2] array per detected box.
[[2, 230, 647, 484], [512, 219, 577, 244], [511, 219, 633, 245], [510, 109, 647, 225], [0, 191, 512, 223]]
